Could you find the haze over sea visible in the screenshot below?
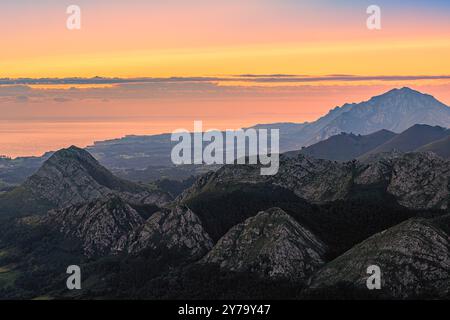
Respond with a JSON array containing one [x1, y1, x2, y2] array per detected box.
[[2, 83, 450, 158]]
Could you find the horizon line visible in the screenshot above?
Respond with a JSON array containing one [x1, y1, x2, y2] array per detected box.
[[2, 75, 450, 85]]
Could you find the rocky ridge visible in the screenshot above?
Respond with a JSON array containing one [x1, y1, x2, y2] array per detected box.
[[0, 146, 171, 216], [180, 152, 450, 210], [45, 196, 144, 257], [201, 208, 328, 281], [43, 199, 213, 260], [117, 206, 213, 260], [309, 218, 450, 298]]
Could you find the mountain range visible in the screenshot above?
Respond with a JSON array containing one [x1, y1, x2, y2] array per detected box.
[[0, 146, 171, 216], [257, 87, 450, 150], [0, 87, 449, 300], [1, 87, 449, 187], [1, 141, 449, 299], [294, 124, 450, 161]]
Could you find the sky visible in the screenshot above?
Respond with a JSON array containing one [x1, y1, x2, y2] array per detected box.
[[1, 0, 450, 157]]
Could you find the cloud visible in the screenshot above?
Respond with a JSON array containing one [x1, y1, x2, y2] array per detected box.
[[245, 75, 450, 83], [53, 97, 71, 102], [0, 85, 32, 96], [236, 74, 299, 78], [0, 77, 226, 85], [1, 75, 450, 106], [15, 95, 29, 102], [2, 75, 450, 87]]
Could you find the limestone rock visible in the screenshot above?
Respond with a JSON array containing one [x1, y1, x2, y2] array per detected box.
[[201, 208, 327, 281]]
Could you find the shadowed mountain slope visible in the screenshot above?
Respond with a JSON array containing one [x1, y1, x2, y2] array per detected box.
[[0, 146, 171, 216], [201, 208, 328, 281], [359, 124, 449, 159], [416, 135, 450, 159], [308, 218, 450, 299], [288, 129, 396, 161]]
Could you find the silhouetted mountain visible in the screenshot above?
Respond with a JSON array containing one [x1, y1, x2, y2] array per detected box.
[[359, 124, 450, 159], [1, 88, 450, 300], [2, 88, 449, 184], [84, 87, 450, 164], [289, 129, 396, 161], [416, 135, 450, 159], [301, 87, 450, 146], [288, 124, 450, 162]]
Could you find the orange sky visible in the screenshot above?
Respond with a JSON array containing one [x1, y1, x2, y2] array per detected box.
[[1, 1, 450, 157], [2, 1, 450, 77]]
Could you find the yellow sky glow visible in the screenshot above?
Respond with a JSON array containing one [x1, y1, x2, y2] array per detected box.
[[3, 38, 450, 78]]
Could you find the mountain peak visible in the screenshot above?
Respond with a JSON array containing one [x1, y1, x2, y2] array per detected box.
[[397, 86, 417, 93], [406, 123, 446, 131], [378, 87, 426, 99], [309, 218, 450, 298], [49, 145, 94, 161], [201, 207, 327, 281], [0, 146, 171, 216]]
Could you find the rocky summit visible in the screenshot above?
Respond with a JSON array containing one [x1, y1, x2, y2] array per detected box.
[[42, 199, 213, 260], [309, 218, 450, 299], [179, 155, 354, 204], [117, 206, 213, 260], [44, 196, 144, 257], [0, 146, 171, 216], [201, 208, 328, 281], [385, 153, 450, 209], [181, 151, 450, 210], [1, 87, 449, 300], [355, 152, 450, 209]]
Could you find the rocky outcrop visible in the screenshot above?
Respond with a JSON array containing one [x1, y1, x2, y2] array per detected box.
[[179, 155, 354, 204], [355, 152, 450, 209], [201, 208, 328, 281], [45, 197, 144, 257], [117, 206, 213, 260], [180, 151, 450, 210], [269, 156, 355, 203], [0, 146, 171, 216], [386, 152, 450, 209], [44, 199, 212, 260], [309, 218, 450, 299]]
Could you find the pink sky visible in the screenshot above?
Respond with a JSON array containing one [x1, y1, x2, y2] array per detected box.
[[1, 81, 450, 157], [1, 1, 450, 157]]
